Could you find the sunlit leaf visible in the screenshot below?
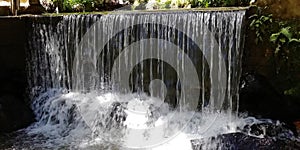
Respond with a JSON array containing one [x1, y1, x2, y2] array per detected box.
[[290, 38, 300, 43], [280, 27, 292, 39], [275, 45, 281, 54], [279, 37, 286, 43], [249, 14, 258, 19], [270, 33, 279, 42]]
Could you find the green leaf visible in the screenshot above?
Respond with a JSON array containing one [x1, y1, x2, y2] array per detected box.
[[249, 14, 258, 19], [275, 45, 281, 54], [270, 33, 279, 43], [290, 38, 300, 43], [279, 37, 286, 43], [259, 36, 263, 42], [204, 2, 209, 7], [280, 27, 292, 39], [261, 16, 269, 22]]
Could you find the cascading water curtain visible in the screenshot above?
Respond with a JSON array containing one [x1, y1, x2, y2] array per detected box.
[[26, 15, 100, 98], [24, 10, 245, 149], [27, 11, 245, 112]]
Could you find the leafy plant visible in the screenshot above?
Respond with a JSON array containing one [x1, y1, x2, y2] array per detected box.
[[270, 24, 300, 77], [284, 84, 300, 97], [132, 0, 250, 9], [249, 7, 300, 97], [270, 27, 300, 55], [52, 0, 96, 12], [249, 13, 273, 44], [197, 0, 210, 7], [50, 0, 250, 12]]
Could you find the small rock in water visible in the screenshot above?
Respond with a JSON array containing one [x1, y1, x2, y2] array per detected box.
[[110, 102, 127, 123]]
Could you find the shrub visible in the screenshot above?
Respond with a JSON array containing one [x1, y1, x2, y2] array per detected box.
[[249, 7, 300, 97]]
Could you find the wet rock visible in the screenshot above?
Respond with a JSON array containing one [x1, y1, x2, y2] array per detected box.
[[239, 72, 282, 118], [239, 72, 300, 124], [191, 120, 299, 149], [191, 132, 300, 150], [242, 121, 296, 139], [0, 95, 34, 134], [109, 102, 127, 124]]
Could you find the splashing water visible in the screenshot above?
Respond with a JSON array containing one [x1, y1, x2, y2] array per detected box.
[[23, 89, 256, 149]]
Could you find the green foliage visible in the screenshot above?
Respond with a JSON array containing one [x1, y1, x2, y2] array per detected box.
[[131, 0, 250, 10], [196, 0, 250, 8], [197, 0, 210, 8], [54, 0, 97, 12], [50, 0, 250, 12], [284, 84, 300, 97], [249, 13, 273, 44], [159, 0, 172, 8], [202, 0, 250, 7], [270, 27, 300, 55], [270, 23, 300, 77], [249, 7, 300, 97]]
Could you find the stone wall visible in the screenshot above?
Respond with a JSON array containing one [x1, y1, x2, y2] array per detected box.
[[0, 17, 33, 133], [0, 17, 26, 99]]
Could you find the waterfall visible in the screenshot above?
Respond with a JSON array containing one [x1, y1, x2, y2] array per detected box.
[[26, 15, 100, 95], [25, 10, 246, 149]]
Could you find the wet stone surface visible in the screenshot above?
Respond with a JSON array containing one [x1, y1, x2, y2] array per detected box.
[[191, 132, 300, 150]]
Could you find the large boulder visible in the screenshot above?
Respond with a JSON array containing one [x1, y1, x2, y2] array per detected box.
[[239, 72, 300, 121], [239, 72, 300, 134], [191, 119, 300, 149], [242, 121, 296, 138], [191, 132, 300, 150]]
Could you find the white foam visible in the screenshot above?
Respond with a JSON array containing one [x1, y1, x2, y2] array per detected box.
[[24, 89, 263, 149]]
